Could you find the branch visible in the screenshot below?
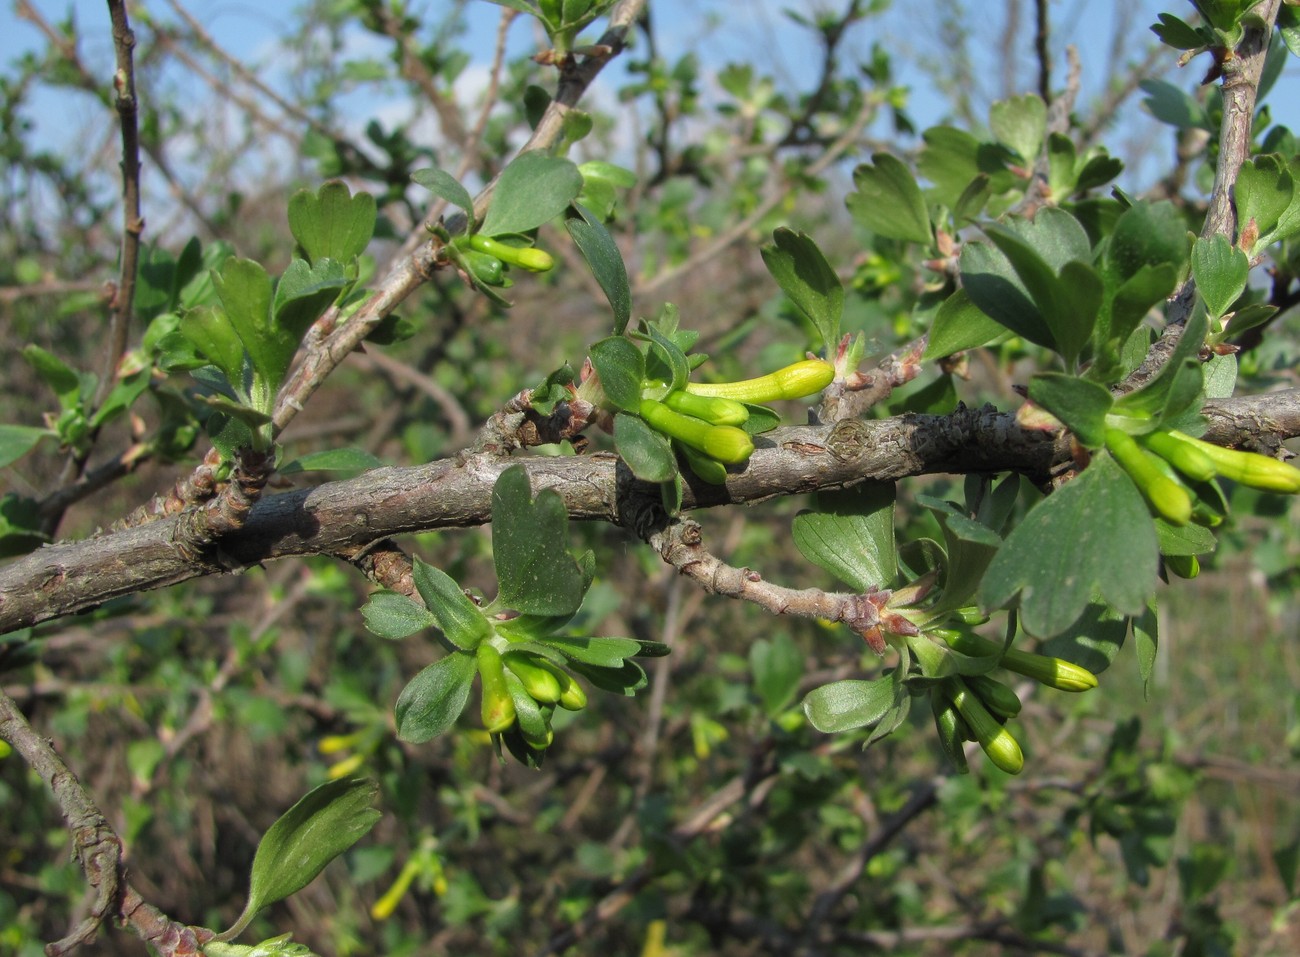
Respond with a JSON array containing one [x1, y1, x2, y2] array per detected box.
[[4, 392, 1299, 635], [0, 690, 210, 956]]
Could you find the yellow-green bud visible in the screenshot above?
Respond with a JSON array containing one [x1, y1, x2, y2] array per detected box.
[[461, 249, 506, 286], [477, 644, 516, 734], [676, 441, 731, 485], [557, 673, 587, 711], [965, 674, 1022, 718], [1105, 428, 1193, 525], [638, 398, 754, 464], [1164, 553, 1200, 579], [1170, 431, 1300, 493], [503, 651, 564, 704], [685, 358, 835, 402], [930, 692, 970, 774], [464, 233, 555, 272], [662, 389, 750, 426], [935, 629, 1099, 692], [944, 678, 1024, 775], [1140, 430, 1217, 483]]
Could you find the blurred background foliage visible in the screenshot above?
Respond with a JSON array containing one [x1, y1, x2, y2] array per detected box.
[[2, 1, 1299, 954]]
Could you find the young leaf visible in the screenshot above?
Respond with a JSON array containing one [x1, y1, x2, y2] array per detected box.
[[750, 633, 803, 717], [480, 152, 583, 237], [990, 93, 1046, 164], [395, 650, 477, 742], [537, 635, 644, 668], [213, 258, 277, 386], [1133, 598, 1158, 699], [588, 336, 645, 411], [915, 497, 1002, 618], [179, 305, 247, 391], [1038, 600, 1129, 674], [1191, 234, 1249, 318], [803, 664, 907, 734], [924, 289, 1007, 358], [22, 345, 84, 409], [759, 228, 844, 349], [412, 557, 492, 650], [278, 447, 384, 474], [613, 412, 678, 482], [982, 454, 1159, 637], [1026, 373, 1114, 448], [491, 464, 586, 616], [845, 153, 932, 245], [565, 203, 631, 334], [1104, 200, 1190, 284], [0, 424, 52, 469], [1234, 154, 1294, 251], [272, 259, 350, 365], [642, 323, 690, 392], [287, 182, 377, 265], [411, 167, 475, 226], [360, 590, 437, 640], [792, 482, 897, 591], [218, 778, 380, 942]]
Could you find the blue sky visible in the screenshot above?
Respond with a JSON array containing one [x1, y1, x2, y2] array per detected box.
[[2, 1, 1296, 194]]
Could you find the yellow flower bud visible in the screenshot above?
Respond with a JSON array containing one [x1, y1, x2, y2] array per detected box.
[[685, 358, 834, 402]]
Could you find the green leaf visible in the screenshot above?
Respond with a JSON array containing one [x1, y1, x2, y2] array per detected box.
[[1038, 600, 1128, 674], [1151, 12, 1208, 49], [1191, 235, 1249, 318], [845, 153, 932, 244], [750, 633, 803, 717], [1133, 599, 1158, 699], [613, 412, 678, 482], [213, 258, 277, 387], [567, 658, 647, 696], [982, 454, 1159, 637], [803, 665, 907, 734], [642, 323, 690, 391], [360, 590, 436, 640], [1104, 200, 1190, 284], [537, 635, 644, 667], [278, 447, 383, 474], [394, 650, 477, 742], [412, 557, 492, 650], [990, 93, 1046, 164], [273, 258, 350, 360], [22, 345, 84, 409], [287, 182, 377, 264], [759, 228, 844, 350], [480, 152, 583, 237], [90, 368, 152, 429], [1140, 79, 1210, 130], [1046, 132, 1078, 199], [0, 424, 53, 468], [411, 167, 476, 226], [565, 203, 631, 334], [924, 289, 1007, 358], [1093, 263, 1179, 382], [915, 497, 1002, 618], [792, 483, 897, 591], [1026, 373, 1114, 448], [220, 778, 380, 941], [588, 336, 645, 412], [491, 465, 586, 616], [1113, 307, 1209, 423], [1235, 153, 1298, 250], [180, 305, 247, 390]]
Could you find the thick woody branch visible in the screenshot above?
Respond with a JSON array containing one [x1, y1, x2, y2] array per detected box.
[[3, 392, 1298, 636]]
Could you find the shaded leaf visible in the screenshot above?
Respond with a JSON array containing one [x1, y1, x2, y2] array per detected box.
[[279, 447, 383, 474], [411, 167, 475, 226], [990, 93, 1046, 163], [750, 633, 803, 717], [1191, 234, 1249, 318], [924, 289, 1007, 357], [360, 590, 436, 640], [613, 412, 678, 482], [588, 336, 645, 412], [287, 182, 377, 264], [803, 665, 907, 734], [481, 152, 583, 237], [395, 651, 476, 742], [1027, 373, 1114, 448], [491, 465, 585, 616], [565, 203, 631, 334], [982, 454, 1159, 636], [0, 425, 52, 469], [845, 153, 931, 244], [793, 483, 897, 591], [412, 557, 491, 651]]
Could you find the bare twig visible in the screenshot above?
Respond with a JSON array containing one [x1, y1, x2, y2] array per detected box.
[[0, 689, 210, 956], [1034, 0, 1051, 103]]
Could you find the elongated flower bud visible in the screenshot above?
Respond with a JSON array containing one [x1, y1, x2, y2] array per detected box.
[[934, 629, 1099, 692], [965, 673, 1022, 718], [503, 651, 564, 704], [638, 398, 754, 464], [662, 389, 750, 426], [477, 644, 516, 734], [943, 678, 1024, 774], [1140, 430, 1217, 483], [684, 359, 834, 402], [1105, 428, 1192, 525], [676, 441, 730, 485], [930, 691, 970, 774], [464, 233, 555, 272], [1170, 431, 1300, 493]]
